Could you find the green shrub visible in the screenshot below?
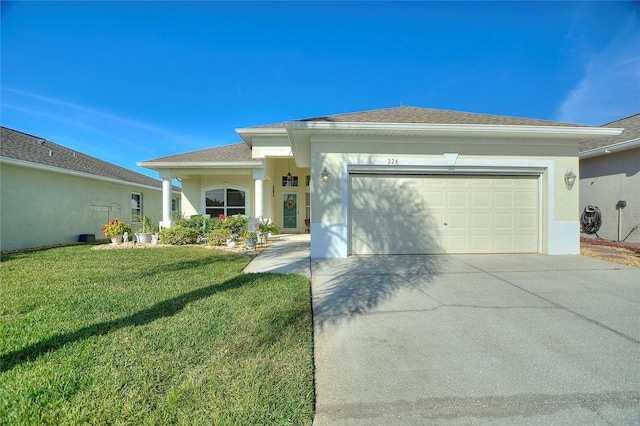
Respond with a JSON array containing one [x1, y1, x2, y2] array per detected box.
[[176, 216, 223, 233], [176, 216, 203, 230], [222, 215, 249, 241], [159, 226, 199, 245], [206, 217, 223, 231], [207, 228, 232, 246], [259, 217, 280, 235]]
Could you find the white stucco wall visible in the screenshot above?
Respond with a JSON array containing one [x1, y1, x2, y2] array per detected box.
[[579, 148, 640, 243], [1, 163, 164, 251]]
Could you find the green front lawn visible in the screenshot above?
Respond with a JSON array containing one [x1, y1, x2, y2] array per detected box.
[[0, 245, 314, 425]]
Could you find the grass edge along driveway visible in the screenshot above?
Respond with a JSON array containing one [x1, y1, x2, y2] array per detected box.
[[1, 245, 314, 425]]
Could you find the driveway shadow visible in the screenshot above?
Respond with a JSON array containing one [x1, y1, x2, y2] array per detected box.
[[311, 255, 446, 328]]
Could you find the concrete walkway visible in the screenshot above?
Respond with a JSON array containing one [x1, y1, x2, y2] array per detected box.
[[242, 233, 311, 277]]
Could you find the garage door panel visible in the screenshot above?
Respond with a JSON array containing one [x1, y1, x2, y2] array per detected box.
[[493, 191, 515, 208], [351, 175, 538, 255], [352, 231, 444, 255], [516, 192, 538, 208], [517, 178, 539, 188], [516, 212, 537, 229], [445, 177, 470, 187], [445, 212, 468, 229], [493, 212, 515, 229], [516, 235, 537, 251], [470, 212, 492, 229], [447, 192, 469, 208], [470, 235, 493, 251], [493, 178, 516, 187], [423, 191, 445, 208], [444, 234, 468, 252], [470, 191, 491, 208], [494, 235, 515, 252]]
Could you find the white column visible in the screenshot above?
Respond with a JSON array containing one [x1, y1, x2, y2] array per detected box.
[[159, 175, 173, 229], [253, 167, 266, 219], [254, 178, 263, 219]]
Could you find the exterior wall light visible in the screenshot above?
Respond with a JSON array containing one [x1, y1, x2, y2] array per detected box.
[[320, 167, 330, 184], [564, 168, 576, 190]]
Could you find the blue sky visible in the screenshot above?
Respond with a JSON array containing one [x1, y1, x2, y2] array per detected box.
[[2, 1, 639, 180]]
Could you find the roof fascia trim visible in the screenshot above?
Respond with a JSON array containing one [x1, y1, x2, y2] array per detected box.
[[137, 160, 264, 169], [285, 121, 623, 138], [1, 156, 172, 193], [235, 127, 287, 147], [579, 137, 640, 159], [235, 127, 286, 135]]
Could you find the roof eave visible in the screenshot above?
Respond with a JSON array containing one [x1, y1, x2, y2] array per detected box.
[[234, 127, 287, 147], [137, 160, 264, 170], [580, 137, 640, 159], [285, 121, 623, 139]]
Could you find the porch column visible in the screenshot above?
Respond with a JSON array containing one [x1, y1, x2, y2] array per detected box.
[[253, 168, 265, 219], [159, 171, 174, 229]]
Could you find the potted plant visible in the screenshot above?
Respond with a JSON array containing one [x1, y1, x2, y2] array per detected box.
[[133, 215, 154, 244], [101, 218, 128, 245], [151, 224, 160, 244], [259, 217, 280, 244], [244, 231, 258, 248]]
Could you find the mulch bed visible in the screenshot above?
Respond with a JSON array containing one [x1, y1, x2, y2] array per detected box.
[[580, 237, 640, 256]]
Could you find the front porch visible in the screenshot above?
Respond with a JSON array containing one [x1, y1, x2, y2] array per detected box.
[[143, 152, 311, 234]]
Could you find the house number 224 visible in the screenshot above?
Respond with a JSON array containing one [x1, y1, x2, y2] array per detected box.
[[388, 158, 399, 165]]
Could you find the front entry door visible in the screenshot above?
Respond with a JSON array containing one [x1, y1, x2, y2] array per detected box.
[[283, 193, 297, 229]]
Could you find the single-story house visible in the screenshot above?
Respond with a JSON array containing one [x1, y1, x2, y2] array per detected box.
[[579, 113, 640, 243], [0, 127, 181, 251], [138, 106, 621, 258]]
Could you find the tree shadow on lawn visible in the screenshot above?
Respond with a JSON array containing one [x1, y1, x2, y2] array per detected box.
[[1, 272, 259, 373]]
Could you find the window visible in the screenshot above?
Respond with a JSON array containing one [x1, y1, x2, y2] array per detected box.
[[282, 176, 299, 187], [305, 192, 310, 220], [305, 175, 310, 187], [131, 193, 141, 220], [205, 188, 246, 217], [172, 198, 178, 212]]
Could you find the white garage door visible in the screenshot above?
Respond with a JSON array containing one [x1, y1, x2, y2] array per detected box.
[[350, 175, 539, 255]]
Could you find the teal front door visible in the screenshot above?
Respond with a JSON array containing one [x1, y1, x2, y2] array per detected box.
[[283, 193, 297, 229]]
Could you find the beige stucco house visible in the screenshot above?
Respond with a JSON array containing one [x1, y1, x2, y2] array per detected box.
[[0, 127, 180, 251], [579, 113, 640, 243], [139, 106, 621, 258]]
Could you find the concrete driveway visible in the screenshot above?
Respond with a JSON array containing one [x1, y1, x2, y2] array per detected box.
[[312, 254, 640, 425]]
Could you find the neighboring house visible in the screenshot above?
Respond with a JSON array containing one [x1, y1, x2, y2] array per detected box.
[[579, 113, 640, 243], [138, 106, 620, 258], [0, 127, 181, 251]]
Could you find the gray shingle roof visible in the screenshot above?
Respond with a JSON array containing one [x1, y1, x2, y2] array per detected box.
[[141, 143, 253, 163], [1, 127, 165, 189], [251, 106, 587, 129], [579, 113, 640, 152]]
